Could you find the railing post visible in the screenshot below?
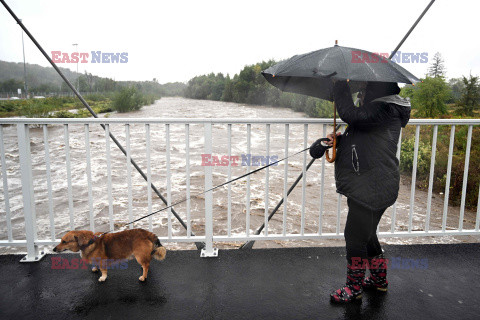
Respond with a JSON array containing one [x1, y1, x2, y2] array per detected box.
[[201, 122, 218, 258], [17, 124, 45, 262]]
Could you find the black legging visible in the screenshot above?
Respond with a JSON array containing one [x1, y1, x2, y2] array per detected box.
[[344, 198, 387, 263]]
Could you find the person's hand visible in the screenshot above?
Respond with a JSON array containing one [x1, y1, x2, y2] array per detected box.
[[309, 138, 329, 159], [326, 132, 341, 146]]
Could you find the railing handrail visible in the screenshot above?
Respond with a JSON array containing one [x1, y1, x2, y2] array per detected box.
[[1, 118, 480, 125], [1, 118, 479, 261]]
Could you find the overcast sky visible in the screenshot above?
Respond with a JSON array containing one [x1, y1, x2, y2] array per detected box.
[[1, 0, 479, 84]]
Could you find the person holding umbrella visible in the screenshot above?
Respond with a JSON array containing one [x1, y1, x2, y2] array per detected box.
[[262, 43, 417, 303], [324, 80, 411, 303]]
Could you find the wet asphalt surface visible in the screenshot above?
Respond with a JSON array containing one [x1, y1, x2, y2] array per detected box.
[[0, 243, 479, 320]]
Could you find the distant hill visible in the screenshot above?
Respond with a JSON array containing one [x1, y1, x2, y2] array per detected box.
[[0, 60, 81, 89], [0, 60, 187, 96]]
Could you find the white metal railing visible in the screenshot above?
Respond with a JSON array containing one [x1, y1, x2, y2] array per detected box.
[[0, 118, 479, 261]]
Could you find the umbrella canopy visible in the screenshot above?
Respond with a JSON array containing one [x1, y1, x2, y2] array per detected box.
[[262, 44, 419, 101]]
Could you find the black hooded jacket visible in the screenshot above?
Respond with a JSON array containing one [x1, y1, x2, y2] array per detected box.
[[333, 81, 411, 211]]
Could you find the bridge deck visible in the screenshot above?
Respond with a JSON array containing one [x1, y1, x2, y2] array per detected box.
[[0, 243, 478, 319]]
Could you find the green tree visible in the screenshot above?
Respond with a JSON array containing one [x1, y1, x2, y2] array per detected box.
[[208, 73, 225, 101], [221, 75, 234, 102], [232, 79, 251, 103], [448, 78, 465, 103], [457, 74, 480, 116], [30, 82, 59, 93], [78, 76, 89, 92], [400, 84, 415, 99], [82, 71, 96, 91], [61, 81, 70, 92], [0, 79, 24, 92], [160, 82, 186, 96], [403, 76, 450, 118], [428, 52, 446, 78], [181, 59, 338, 119]]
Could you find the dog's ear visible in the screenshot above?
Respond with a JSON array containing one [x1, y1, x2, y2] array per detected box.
[[74, 233, 89, 247]]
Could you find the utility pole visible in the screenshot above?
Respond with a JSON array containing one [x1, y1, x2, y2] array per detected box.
[[19, 19, 27, 98], [72, 43, 79, 92]]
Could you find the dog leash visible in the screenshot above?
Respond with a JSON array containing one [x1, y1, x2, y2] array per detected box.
[[129, 147, 311, 225], [85, 146, 312, 245], [86, 124, 342, 247]]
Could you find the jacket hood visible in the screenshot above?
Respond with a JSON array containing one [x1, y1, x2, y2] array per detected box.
[[363, 82, 401, 104], [373, 95, 411, 127]]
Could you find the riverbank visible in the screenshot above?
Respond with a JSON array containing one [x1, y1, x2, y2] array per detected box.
[[0, 89, 158, 118], [0, 95, 113, 118]]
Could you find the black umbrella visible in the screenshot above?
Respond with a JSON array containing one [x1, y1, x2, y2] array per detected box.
[[262, 43, 419, 101], [262, 42, 419, 162]]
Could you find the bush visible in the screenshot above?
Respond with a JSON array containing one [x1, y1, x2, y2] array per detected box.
[[84, 93, 106, 102], [400, 135, 432, 176], [94, 103, 113, 113], [76, 109, 92, 118], [143, 94, 156, 106], [48, 96, 76, 106], [399, 125, 480, 210], [0, 101, 17, 113], [19, 99, 56, 118], [52, 110, 77, 118], [112, 86, 145, 113]]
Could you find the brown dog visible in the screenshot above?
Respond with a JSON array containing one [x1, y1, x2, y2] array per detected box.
[[53, 228, 166, 282]]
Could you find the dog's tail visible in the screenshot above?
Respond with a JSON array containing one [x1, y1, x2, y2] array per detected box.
[[151, 238, 166, 261]]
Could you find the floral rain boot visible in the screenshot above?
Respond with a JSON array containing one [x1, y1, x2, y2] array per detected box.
[[362, 254, 388, 292], [330, 262, 365, 303]]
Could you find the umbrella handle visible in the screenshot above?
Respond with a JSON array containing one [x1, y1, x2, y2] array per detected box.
[[325, 101, 337, 163], [325, 137, 336, 162]]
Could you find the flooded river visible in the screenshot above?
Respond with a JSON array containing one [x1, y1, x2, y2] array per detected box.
[[0, 97, 478, 253]]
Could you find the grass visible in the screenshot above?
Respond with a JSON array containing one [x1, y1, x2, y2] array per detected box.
[[0, 95, 114, 118], [0, 88, 158, 118]]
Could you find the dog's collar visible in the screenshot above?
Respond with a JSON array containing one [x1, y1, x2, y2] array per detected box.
[[80, 234, 103, 251]]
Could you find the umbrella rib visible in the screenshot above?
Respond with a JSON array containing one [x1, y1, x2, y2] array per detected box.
[[337, 46, 350, 79], [363, 59, 381, 81], [284, 48, 326, 73], [388, 61, 417, 83], [340, 46, 377, 81]]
